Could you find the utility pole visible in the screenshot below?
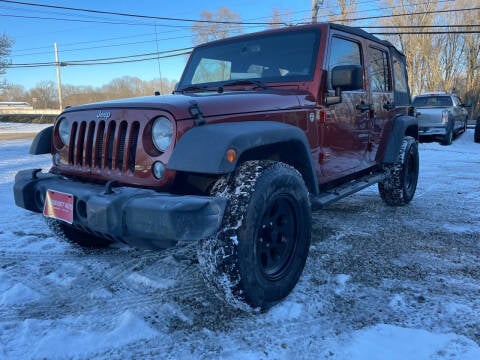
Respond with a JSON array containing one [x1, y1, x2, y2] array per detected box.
[[311, 0, 324, 23], [154, 24, 164, 95], [54, 42, 63, 110]]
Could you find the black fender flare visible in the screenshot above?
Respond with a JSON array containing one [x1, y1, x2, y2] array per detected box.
[[379, 115, 418, 164], [168, 121, 319, 194], [29, 126, 53, 155]]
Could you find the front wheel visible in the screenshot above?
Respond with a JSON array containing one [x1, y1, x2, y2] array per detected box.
[[197, 161, 311, 311], [378, 136, 419, 206]]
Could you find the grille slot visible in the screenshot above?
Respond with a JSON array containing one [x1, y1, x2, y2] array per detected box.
[[106, 121, 116, 170], [68, 119, 139, 174], [128, 122, 140, 173], [85, 122, 95, 167], [95, 121, 105, 168], [75, 121, 86, 166], [116, 121, 128, 171]]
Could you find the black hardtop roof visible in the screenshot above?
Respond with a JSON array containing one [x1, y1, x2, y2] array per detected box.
[[329, 23, 393, 48], [193, 22, 404, 57]]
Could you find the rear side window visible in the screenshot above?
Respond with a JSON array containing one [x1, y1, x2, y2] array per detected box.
[[328, 37, 363, 90], [393, 58, 408, 94], [391, 51, 410, 105], [369, 47, 391, 92]]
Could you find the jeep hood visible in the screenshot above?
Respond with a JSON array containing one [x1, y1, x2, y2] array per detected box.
[[62, 91, 306, 120]]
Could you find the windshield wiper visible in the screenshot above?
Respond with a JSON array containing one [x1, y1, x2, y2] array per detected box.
[[176, 85, 214, 94], [219, 79, 269, 91]]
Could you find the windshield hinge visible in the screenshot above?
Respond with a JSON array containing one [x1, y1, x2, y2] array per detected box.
[[189, 102, 205, 126]]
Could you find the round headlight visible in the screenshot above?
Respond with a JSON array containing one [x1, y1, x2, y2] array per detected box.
[[152, 117, 173, 152], [58, 118, 71, 145]]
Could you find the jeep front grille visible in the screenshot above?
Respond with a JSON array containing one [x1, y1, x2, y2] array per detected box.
[[67, 120, 140, 173]]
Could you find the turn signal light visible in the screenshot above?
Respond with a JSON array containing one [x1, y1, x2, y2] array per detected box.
[[226, 148, 237, 163]]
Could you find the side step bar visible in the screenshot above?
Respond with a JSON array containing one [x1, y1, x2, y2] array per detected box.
[[310, 172, 385, 210]]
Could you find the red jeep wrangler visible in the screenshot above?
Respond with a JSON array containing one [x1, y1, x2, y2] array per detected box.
[[14, 23, 419, 311]]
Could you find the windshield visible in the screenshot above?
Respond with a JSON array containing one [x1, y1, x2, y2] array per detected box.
[[413, 96, 453, 107], [178, 29, 320, 90]]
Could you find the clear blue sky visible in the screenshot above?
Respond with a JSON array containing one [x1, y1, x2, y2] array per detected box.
[[0, 0, 379, 90]]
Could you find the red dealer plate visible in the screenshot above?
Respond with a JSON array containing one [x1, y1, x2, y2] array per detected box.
[[43, 189, 74, 224]]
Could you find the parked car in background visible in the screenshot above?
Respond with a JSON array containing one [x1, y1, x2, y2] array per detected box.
[[475, 117, 480, 143], [413, 92, 469, 145]]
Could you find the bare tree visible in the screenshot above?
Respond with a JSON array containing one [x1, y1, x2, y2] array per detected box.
[[145, 78, 176, 95], [381, 0, 439, 96], [0, 84, 27, 102], [268, 8, 293, 29], [316, 0, 357, 24], [335, 0, 357, 25], [101, 76, 149, 99], [29, 81, 57, 109], [380, 0, 479, 119], [457, 0, 480, 119], [0, 33, 13, 89], [191, 7, 242, 45], [59, 77, 178, 107]]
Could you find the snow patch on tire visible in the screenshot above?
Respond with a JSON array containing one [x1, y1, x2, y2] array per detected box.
[[197, 161, 274, 312]]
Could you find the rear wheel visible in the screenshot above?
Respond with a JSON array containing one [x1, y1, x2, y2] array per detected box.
[[46, 218, 112, 248], [378, 136, 419, 206], [197, 161, 311, 311], [442, 124, 453, 146]]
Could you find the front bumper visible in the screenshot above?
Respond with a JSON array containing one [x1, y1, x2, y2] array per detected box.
[[13, 169, 226, 249]]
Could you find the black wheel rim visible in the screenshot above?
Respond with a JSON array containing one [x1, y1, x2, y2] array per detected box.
[[404, 147, 418, 194], [256, 195, 298, 281]]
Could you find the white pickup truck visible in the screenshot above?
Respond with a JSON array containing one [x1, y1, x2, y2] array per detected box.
[[412, 92, 469, 145]]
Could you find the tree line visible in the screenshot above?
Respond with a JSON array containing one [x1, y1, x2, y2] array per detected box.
[[0, 2, 479, 118], [0, 77, 176, 109]]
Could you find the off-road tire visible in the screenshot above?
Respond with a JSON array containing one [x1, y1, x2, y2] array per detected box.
[[378, 136, 419, 206], [46, 218, 112, 248], [197, 160, 311, 311], [474, 118, 480, 143]]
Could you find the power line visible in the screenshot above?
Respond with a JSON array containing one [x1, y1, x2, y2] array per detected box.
[[315, 0, 455, 20], [12, 35, 196, 58], [13, 31, 182, 53], [6, 25, 479, 70], [66, 48, 193, 64], [373, 31, 480, 35], [0, 13, 153, 26], [0, 0, 286, 26], [3, 1, 474, 29], [334, 6, 480, 24], [6, 48, 193, 68], [364, 25, 480, 28]]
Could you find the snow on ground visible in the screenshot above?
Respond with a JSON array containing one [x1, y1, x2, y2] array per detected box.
[[0, 123, 479, 359], [0, 122, 51, 134]]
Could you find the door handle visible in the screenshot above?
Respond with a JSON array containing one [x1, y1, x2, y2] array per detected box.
[[356, 102, 371, 112]]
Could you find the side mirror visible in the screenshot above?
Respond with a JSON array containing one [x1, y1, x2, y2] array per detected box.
[[325, 65, 363, 106]]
